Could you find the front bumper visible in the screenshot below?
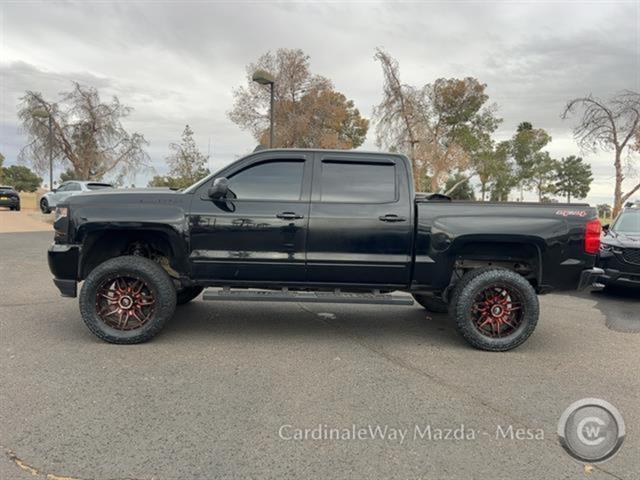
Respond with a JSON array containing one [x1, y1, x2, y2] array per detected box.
[[597, 268, 640, 288], [577, 267, 605, 290], [597, 250, 640, 288], [48, 243, 80, 297]]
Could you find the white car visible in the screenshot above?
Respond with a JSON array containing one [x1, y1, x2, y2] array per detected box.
[[40, 180, 113, 214]]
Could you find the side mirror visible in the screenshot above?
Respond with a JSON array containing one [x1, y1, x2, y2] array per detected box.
[[208, 177, 229, 199], [602, 224, 610, 233], [51, 188, 57, 193]]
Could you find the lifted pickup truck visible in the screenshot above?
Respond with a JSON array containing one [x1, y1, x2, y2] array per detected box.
[[48, 149, 603, 350]]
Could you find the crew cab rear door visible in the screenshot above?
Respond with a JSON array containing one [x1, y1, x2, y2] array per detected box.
[[305, 153, 413, 287], [188, 152, 312, 282]]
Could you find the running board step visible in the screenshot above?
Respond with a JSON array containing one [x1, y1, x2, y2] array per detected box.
[[202, 288, 414, 305]]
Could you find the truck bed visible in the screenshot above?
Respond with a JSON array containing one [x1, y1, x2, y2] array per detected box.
[[412, 200, 598, 293]]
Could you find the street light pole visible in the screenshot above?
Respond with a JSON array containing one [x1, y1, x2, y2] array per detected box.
[[269, 83, 274, 149], [48, 115, 53, 191], [252, 70, 276, 148]]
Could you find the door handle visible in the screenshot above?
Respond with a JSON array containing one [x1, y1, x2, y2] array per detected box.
[[379, 214, 407, 222], [276, 212, 304, 220]]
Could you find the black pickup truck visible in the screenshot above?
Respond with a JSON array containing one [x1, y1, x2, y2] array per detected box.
[[48, 149, 603, 350]]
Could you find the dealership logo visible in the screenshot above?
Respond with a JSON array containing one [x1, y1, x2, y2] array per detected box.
[[558, 398, 625, 463]]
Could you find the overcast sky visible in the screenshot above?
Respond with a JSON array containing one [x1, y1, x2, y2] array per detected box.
[[1, 0, 638, 204]]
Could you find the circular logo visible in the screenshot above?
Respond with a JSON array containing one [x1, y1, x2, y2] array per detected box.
[[558, 398, 625, 463]]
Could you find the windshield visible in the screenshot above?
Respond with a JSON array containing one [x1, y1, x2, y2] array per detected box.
[[613, 211, 640, 234]]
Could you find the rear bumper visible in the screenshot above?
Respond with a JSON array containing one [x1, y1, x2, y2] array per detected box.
[[0, 197, 19, 206], [577, 267, 605, 290], [48, 243, 80, 297]]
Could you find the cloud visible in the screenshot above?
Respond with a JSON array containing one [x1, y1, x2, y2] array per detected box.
[[0, 0, 637, 202]]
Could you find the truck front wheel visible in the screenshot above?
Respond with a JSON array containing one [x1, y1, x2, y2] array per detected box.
[[451, 268, 539, 351], [79, 255, 177, 344]]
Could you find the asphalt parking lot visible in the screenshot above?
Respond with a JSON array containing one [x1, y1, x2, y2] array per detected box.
[[1, 230, 638, 480]]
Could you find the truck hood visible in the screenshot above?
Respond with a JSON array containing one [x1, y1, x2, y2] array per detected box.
[[64, 188, 187, 207]]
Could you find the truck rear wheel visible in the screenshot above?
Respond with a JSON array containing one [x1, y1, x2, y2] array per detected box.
[[413, 294, 448, 313], [451, 268, 539, 351], [79, 255, 176, 344]]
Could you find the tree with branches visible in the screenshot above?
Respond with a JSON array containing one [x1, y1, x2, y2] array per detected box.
[[373, 49, 500, 192], [149, 125, 210, 189], [562, 91, 640, 216], [228, 48, 368, 150], [510, 122, 552, 201], [554, 155, 593, 203], [18, 83, 149, 181]]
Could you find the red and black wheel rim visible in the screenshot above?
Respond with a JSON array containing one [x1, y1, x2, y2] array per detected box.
[[95, 276, 155, 331], [471, 284, 524, 338]]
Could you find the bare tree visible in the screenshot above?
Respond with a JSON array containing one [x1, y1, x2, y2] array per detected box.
[[373, 49, 427, 186], [562, 91, 640, 216], [18, 83, 149, 181]]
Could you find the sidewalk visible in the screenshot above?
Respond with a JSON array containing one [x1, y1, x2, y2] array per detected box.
[[0, 209, 53, 233]]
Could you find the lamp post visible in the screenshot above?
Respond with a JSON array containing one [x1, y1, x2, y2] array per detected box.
[[32, 109, 54, 190], [252, 70, 276, 148]]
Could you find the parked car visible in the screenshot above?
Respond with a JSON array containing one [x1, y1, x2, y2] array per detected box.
[[0, 186, 20, 211], [40, 181, 113, 213], [597, 201, 640, 288], [47, 149, 602, 350]]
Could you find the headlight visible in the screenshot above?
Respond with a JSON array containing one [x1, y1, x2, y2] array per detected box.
[[54, 206, 68, 221]]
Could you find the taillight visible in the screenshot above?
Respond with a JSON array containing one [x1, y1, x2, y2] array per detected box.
[[584, 219, 602, 254]]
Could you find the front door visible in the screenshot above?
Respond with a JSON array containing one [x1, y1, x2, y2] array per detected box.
[[189, 153, 312, 283], [305, 153, 413, 287]]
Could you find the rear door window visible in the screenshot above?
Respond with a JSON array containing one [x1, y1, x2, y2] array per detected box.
[[319, 161, 396, 203]]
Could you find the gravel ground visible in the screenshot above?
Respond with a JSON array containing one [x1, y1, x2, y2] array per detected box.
[[0, 209, 52, 233]]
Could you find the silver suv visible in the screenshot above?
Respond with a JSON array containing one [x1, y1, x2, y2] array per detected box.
[[40, 181, 113, 214]]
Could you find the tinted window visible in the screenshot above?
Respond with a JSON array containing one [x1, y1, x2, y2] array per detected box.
[[320, 161, 396, 203], [86, 183, 113, 190], [228, 160, 304, 201], [67, 183, 82, 191], [56, 183, 70, 192]]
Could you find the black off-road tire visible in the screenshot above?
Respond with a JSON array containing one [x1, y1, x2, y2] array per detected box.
[[177, 286, 204, 305], [413, 294, 449, 313], [447, 267, 497, 318], [451, 268, 539, 351], [79, 255, 176, 344], [15, 204, 20, 211], [40, 198, 51, 214]]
